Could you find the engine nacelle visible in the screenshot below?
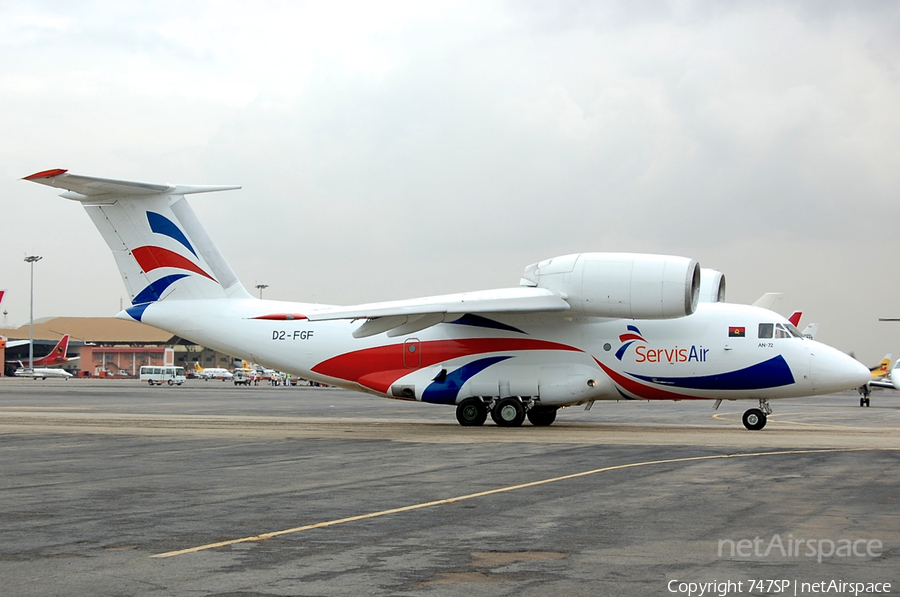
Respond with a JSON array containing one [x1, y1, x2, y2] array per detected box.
[[520, 253, 700, 319], [698, 268, 726, 303]]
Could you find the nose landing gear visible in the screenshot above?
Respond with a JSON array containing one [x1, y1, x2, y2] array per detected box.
[[858, 385, 871, 407], [742, 399, 772, 431]]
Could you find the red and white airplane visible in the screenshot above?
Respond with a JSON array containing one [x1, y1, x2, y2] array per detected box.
[[24, 169, 870, 429], [5, 334, 77, 367]]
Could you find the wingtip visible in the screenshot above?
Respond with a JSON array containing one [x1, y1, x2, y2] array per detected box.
[[23, 168, 68, 181]]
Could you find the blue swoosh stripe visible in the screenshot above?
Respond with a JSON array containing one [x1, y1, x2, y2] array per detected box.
[[422, 356, 512, 404], [132, 274, 189, 305], [615, 341, 635, 361], [147, 211, 197, 257], [125, 303, 152, 322], [627, 355, 795, 390], [446, 314, 527, 335]]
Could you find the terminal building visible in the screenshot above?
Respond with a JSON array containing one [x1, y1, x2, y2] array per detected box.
[[1, 317, 243, 377]]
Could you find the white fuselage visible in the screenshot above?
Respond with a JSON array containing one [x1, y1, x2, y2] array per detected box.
[[14, 367, 73, 380], [131, 299, 867, 407]]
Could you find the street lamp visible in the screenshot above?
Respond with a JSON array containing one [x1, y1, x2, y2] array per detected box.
[[24, 255, 42, 369], [255, 284, 268, 300]]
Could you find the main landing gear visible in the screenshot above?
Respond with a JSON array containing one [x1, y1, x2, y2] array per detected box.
[[455, 397, 558, 428], [741, 399, 772, 431]]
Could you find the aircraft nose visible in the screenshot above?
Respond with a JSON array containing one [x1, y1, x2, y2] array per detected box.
[[808, 343, 870, 393]]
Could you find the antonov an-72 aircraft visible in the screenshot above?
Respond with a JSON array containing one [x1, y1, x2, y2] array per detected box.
[[25, 169, 869, 430]]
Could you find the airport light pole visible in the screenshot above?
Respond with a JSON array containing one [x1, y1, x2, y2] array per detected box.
[[24, 255, 42, 369], [255, 284, 268, 300]]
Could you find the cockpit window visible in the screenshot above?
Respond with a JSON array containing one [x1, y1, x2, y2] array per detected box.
[[774, 323, 801, 339], [758, 323, 774, 339], [785, 323, 803, 338]]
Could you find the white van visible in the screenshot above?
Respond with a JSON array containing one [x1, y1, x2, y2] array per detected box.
[[140, 366, 186, 386]]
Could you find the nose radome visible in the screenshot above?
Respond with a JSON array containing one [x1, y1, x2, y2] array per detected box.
[[809, 343, 870, 393]]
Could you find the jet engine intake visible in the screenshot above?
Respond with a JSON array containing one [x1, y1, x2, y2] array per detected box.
[[521, 252, 700, 319], [698, 268, 726, 303]]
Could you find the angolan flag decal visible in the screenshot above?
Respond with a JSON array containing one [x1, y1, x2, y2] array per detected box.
[[728, 326, 746, 338]]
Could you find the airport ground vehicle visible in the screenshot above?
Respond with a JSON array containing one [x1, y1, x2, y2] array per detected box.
[[232, 368, 253, 386], [140, 366, 186, 386]]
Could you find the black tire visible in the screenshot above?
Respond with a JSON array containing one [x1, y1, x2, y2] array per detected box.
[[491, 398, 525, 427], [456, 398, 488, 426], [865, 397, 871, 407], [167, 379, 174, 386], [742, 408, 767, 431], [527, 406, 558, 426], [860, 397, 866, 407], [148, 380, 154, 386]]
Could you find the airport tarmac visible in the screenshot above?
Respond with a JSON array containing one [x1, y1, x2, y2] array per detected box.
[[0, 378, 897, 596]]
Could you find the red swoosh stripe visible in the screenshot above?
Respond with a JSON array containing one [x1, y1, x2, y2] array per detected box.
[[314, 338, 582, 394], [595, 358, 702, 400], [132, 246, 217, 282], [618, 333, 645, 343]]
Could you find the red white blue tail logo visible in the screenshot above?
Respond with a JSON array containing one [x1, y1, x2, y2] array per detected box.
[[126, 212, 218, 320]]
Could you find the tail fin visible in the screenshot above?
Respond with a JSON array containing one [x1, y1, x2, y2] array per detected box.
[[32, 334, 69, 366], [870, 354, 892, 378], [24, 170, 252, 319], [788, 311, 802, 327], [801, 323, 819, 340]]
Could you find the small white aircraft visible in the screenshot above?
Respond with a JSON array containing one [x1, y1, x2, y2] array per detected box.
[[24, 169, 870, 429], [195, 366, 234, 381], [5, 334, 78, 367], [14, 365, 73, 380]]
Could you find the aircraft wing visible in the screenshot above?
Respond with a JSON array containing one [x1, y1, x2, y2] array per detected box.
[[869, 378, 896, 389], [302, 287, 571, 338], [4, 339, 30, 349]]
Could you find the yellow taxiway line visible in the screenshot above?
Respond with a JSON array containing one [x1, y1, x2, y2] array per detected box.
[[152, 446, 896, 558], [711, 411, 900, 431]]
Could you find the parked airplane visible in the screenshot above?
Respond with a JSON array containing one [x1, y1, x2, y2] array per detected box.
[[14, 364, 73, 380], [24, 169, 870, 429], [786, 312, 820, 340], [869, 354, 892, 379], [868, 359, 900, 392], [5, 334, 77, 367], [193, 363, 234, 381], [800, 323, 819, 340], [857, 353, 894, 407]]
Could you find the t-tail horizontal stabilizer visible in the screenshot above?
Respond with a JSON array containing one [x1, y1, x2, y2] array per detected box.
[[24, 169, 252, 312]]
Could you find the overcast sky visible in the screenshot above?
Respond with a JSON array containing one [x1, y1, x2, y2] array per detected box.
[[1, 1, 899, 364]]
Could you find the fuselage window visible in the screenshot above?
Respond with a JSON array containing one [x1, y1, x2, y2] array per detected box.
[[758, 323, 774, 339]]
